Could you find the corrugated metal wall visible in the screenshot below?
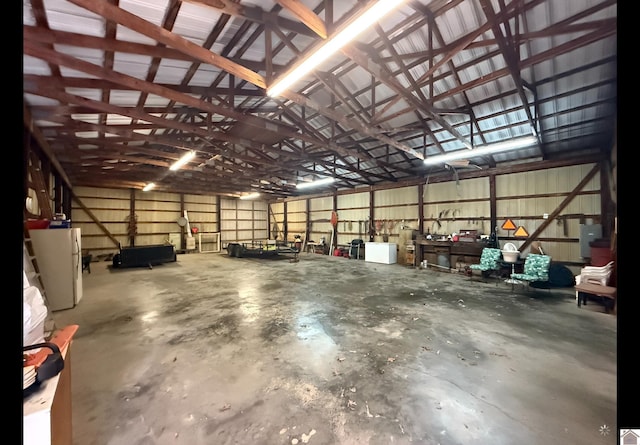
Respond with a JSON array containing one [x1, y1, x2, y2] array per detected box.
[[183, 193, 219, 252], [273, 163, 603, 264], [38, 162, 603, 265], [373, 186, 420, 245], [68, 187, 268, 256], [336, 191, 370, 245], [495, 164, 601, 261], [286, 199, 306, 240], [220, 198, 268, 246], [133, 190, 186, 246], [183, 194, 218, 234], [309, 196, 333, 246], [423, 177, 491, 237], [269, 201, 285, 241], [72, 187, 131, 251]]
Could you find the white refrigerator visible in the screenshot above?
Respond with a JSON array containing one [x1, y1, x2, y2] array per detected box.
[[29, 228, 83, 311]]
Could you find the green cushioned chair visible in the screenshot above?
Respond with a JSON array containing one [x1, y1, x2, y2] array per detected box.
[[469, 247, 502, 284], [510, 253, 551, 291]]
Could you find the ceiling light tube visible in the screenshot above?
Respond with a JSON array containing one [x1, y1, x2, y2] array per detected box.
[[296, 177, 335, 190], [142, 183, 155, 192], [267, 0, 407, 97], [239, 192, 261, 200], [422, 136, 538, 166], [170, 151, 196, 171]]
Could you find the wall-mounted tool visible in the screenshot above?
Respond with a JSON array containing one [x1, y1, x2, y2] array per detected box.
[[557, 216, 568, 236]]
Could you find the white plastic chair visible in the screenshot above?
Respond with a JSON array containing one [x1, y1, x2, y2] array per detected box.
[[578, 261, 614, 286], [574, 261, 614, 301]]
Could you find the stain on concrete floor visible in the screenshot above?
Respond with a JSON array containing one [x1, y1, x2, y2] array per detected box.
[[51, 252, 617, 445]]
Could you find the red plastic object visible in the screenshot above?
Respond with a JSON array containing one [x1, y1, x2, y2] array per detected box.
[[24, 324, 79, 368], [26, 219, 50, 230], [590, 247, 612, 267]]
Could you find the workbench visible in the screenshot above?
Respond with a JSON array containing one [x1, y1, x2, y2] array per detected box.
[[575, 282, 617, 313], [416, 240, 484, 270]]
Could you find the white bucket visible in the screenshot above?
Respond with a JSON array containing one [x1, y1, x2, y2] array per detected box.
[[502, 250, 520, 263]]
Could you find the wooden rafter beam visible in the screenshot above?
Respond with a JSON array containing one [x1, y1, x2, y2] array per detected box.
[[24, 104, 73, 189], [27, 150, 54, 220], [182, 0, 317, 37], [65, 0, 267, 89], [274, 0, 327, 39], [479, 0, 538, 138], [23, 43, 296, 140]]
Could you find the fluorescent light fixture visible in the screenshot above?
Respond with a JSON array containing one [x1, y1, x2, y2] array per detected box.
[[423, 136, 538, 166], [296, 177, 335, 190], [142, 183, 155, 192], [170, 151, 196, 171], [267, 0, 407, 97], [239, 192, 261, 200]]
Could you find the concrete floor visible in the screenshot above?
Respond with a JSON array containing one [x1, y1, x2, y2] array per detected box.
[[51, 250, 617, 445]]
